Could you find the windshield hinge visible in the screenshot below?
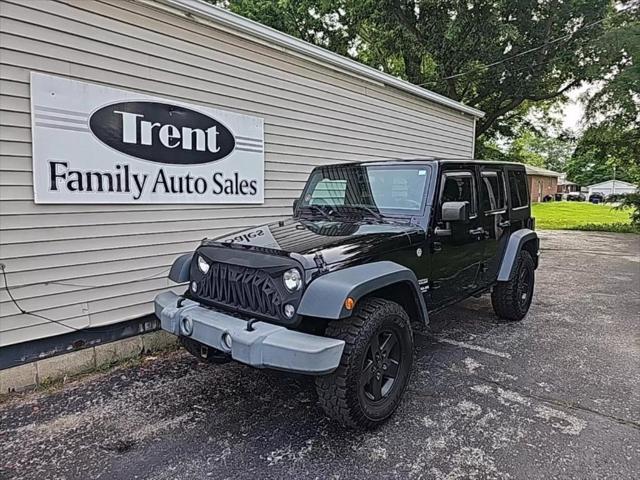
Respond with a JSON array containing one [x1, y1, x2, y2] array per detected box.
[[314, 252, 328, 272]]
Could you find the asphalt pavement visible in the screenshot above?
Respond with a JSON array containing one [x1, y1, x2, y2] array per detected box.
[[1, 230, 639, 480]]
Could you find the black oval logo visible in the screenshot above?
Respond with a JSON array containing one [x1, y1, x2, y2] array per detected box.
[[89, 101, 235, 165]]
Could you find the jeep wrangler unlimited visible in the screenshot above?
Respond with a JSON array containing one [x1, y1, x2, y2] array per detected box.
[[154, 160, 539, 428]]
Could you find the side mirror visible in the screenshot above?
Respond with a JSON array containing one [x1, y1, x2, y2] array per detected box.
[[292, 198, 299, 214], [441, 201, 470, 223]]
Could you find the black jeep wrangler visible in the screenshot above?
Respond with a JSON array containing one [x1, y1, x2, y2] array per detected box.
[[154, 160, 539, 428]]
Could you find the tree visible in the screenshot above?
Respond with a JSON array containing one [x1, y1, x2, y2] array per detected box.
[[216, 0, 636, 142], [567, 10, 639, 187], [565, 124, 639, 186]]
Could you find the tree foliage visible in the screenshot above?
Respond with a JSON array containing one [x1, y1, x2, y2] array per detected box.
[[216, 0, 635, 141], [566, 9, 639, 187]]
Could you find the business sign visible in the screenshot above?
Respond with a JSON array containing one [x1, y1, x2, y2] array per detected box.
[[30, 73, 264, 203]]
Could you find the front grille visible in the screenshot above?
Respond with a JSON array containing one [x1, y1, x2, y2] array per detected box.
[[196, 263, 283, 319]]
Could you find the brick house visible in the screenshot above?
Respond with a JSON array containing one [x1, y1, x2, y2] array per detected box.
[[524, 165, 560, 202]]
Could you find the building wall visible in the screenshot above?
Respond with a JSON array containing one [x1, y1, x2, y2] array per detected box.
[[0, 0, 477, 347], [528, 175, 558, 203]]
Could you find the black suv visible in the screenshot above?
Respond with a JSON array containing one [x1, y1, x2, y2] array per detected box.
[[155, 159, 539, 428]]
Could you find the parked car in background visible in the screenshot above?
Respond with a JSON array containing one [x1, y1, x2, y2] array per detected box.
[[605, 193, 629, 203], [565, 192, 586, 202], [589, 192, 605, 204]]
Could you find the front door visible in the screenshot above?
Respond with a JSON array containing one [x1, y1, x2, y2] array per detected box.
[[428, 167, 486, 308], [477, 167, 510, 285]]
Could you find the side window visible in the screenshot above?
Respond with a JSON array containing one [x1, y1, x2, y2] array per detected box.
[[508, 170, 529, 209], [310, 179, 346, 206], [440, 172, 476, 216], [481, 170, 506, 212]]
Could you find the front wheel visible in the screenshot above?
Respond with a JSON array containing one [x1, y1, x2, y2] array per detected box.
[[491, 250, 535, 321], [315, 298, 413, 429]]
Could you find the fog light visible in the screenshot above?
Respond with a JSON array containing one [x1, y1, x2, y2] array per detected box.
[[190, 281, 198, 293], [283, 303, 296, 318], [180, 316, 193, 336], [221, 332, 233, 351]]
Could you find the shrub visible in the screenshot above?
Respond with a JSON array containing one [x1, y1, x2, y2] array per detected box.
[[567, 222, 640, 234], [615, 192, 640, 226]]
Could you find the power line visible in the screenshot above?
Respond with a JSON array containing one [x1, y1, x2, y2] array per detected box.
[[427, 5, 635, 83]]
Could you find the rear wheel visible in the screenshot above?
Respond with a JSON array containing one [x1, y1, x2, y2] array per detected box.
[[491, 250, 535, 321], [315, 298, 413, 429]]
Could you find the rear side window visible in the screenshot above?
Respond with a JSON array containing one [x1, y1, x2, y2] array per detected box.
[[440, 171, 476, 216], [481, 170, 506, 212], [508, 170, 529, 208]]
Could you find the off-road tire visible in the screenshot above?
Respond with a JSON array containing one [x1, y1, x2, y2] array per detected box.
[[315, 297, 413, 429], [491, 250, 535, 321]]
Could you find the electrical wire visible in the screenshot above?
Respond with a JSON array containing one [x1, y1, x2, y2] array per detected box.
[[426, 5, 636, 83], [1, 263, 86, 332], [0, 263, 174, 334]]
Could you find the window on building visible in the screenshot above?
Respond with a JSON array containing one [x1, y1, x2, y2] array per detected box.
[[508, 170, 529, 208], [480, 170, 506, 212], [440, 172, 476, 216]]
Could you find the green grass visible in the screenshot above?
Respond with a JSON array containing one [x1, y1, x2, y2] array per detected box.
[[532, 202, 638, 233]]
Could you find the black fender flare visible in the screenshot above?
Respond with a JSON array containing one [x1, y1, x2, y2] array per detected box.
[[168, 253, 193, 283], [297, 261, 428, 324], [497, 229, 539, 281]]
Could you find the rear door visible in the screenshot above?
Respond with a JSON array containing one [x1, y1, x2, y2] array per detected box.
[[477, 166, 510, 285], [428, 166, 485, 307]]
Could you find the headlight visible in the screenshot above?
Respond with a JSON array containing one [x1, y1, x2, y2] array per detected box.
[[283, 268, 302, 292], [197, 255, 210, 274]]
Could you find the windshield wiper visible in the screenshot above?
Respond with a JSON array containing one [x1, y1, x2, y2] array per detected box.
[[349, 205, 384, 220], [301, 204, 334, 220]]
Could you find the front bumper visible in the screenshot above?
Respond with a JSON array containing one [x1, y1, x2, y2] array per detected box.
[[154, 291, 344, 375]]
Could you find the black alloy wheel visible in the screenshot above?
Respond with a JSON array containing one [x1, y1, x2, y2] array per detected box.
[[361, 329, 402, 403], [517, 259, 534, 311]]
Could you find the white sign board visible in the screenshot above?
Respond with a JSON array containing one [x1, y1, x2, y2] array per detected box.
[[30, 73, 264, 203]]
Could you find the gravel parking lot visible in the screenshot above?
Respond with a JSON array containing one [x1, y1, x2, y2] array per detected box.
[[1, 230, 639, 480]]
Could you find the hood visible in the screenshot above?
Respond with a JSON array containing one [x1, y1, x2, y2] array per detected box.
[[204, 216, 424, 268]]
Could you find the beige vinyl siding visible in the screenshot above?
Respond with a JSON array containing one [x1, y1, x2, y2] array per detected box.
[[0, 0, 477, 346]]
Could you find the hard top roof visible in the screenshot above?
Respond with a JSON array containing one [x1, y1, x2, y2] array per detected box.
[[314, 158, 526, 169]]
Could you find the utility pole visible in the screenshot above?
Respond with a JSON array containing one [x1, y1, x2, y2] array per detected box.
[[612, 165, 616, 195]]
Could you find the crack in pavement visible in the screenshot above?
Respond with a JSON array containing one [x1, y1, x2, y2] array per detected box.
[[540, 247, 639, 257], [472, 374, 640, 431], [413, 348, 640, 431]]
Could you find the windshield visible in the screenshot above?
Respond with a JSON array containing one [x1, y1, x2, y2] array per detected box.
[[299, 164, 431, 216]]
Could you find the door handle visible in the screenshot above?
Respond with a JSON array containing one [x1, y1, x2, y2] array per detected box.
[[468, 227, 485, 236], [498, 220, 511, 228]]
